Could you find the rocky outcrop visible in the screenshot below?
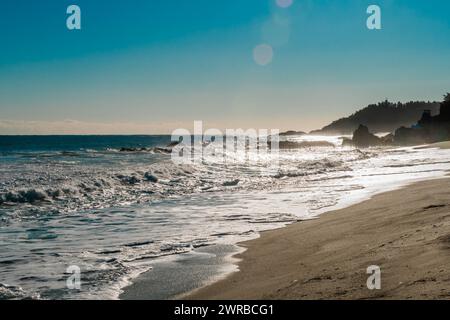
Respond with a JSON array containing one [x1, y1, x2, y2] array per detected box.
[[277, 140, 335, 149], [393, 94, 450, 145], [279, 130, 306, 136], [394, 126, 428, 145], [351, 125, 382, 148], [119, 147, 172, 154], [380, 133, 394, 144]]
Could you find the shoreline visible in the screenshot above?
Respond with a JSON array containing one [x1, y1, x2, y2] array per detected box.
[[120, 244, 243, 300], [187, 178, 450, 300], [119, 175, 450, 300]]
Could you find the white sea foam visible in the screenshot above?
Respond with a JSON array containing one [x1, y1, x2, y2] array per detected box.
[[1, 136, 450, 299]]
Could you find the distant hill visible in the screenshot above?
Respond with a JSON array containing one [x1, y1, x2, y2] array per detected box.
[[311, 100, 440, 135]]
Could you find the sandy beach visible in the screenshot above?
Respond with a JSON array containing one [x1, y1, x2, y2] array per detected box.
[[188, 178, 450, 300], [418, 141, 450, 149]]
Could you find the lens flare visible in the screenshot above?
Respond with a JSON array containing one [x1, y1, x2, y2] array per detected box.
[[276, 0, 293, 8], [253, 44, 274, 66]]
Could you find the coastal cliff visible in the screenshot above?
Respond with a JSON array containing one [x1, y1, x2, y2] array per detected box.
[[312, 100, 440, 135]]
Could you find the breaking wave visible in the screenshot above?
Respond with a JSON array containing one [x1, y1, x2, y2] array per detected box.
[[0, 147, 358, 220], [2, 135, 450, 299]]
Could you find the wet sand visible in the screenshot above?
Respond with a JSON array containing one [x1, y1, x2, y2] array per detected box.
[[120, 244, 242, 300], [188, 178, 450, 300]]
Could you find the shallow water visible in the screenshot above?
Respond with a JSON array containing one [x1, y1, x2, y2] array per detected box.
[[1, 135, 450, 299]]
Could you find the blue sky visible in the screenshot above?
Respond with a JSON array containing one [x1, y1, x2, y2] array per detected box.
[[1, 0, 450, 134]]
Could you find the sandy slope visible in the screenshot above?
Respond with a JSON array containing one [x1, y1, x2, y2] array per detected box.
[[188, 178, 450, 300]]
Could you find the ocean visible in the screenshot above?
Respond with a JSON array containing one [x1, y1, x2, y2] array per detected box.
[[1, 134, 450, 299]]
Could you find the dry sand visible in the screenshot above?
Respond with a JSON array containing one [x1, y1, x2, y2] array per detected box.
[[419, 141, 450, 149], [188, 178, 450, 300]]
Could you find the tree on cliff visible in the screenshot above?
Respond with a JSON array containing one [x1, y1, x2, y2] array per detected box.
[[439, 93, 450, 120], [444, 93, 450, 103]]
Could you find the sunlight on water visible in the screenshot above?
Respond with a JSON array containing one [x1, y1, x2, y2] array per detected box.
[[1, 135, 450, 299]]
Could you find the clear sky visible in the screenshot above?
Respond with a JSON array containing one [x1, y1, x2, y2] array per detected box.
[[1, 0, 450, 134]]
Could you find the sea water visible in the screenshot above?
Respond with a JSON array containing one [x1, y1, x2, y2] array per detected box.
[[1, 135, 450, 299]]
